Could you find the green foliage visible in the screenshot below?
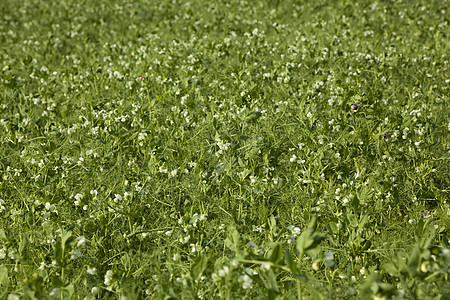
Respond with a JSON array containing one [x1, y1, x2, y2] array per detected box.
[[296, 217, 325, 258], [0, 0, 448, 298]]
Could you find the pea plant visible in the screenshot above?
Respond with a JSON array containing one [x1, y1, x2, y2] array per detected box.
[[0, 0, 448, 298]]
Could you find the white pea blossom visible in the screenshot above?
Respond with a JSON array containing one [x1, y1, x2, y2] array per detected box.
[[238, 274, 253, 289], [0, 248, 7, 259], [114, 194, 123, 202], [104, 270, 114, 286], [71, 249, 82, 260], [76, 236, 86, 248], [323, 251, 335, 268], [74, 193, 83, 206], [91, 287, 99, 295], [218, 266, 229, 277]]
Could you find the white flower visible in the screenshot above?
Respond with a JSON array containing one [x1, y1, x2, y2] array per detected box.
[[76, 236, 86, 247], [190, 243, 199, 253], [287, 225, 301, 235], [91, 287, 99, 295], [261, 262, 271, 271], [342, 198, 350, 206], [238, 274, 252, 289], [245, 267, 258, 276], [0, 248, 7, 259], [71, 249, 82, 260], [114, 194, 123, 202], [49, 288, 60, 298], [138, 132, 147, 141], [290, 154, 297, 162], [180, 235, 190, 244], [218, 266, 229, 277], [104, 270, 114, 285], [87, 267, 97, 275], [74, 192, 83, 200], [323, 251, 335, 268], [190, 213, 206, 227]]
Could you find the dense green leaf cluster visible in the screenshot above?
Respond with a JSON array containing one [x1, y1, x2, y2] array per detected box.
[[0, 0, 448, 298]]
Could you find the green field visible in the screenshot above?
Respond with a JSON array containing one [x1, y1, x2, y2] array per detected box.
[[1, 0, 449, 298]]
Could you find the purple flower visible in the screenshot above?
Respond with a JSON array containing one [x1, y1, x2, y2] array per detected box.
[[383, 133, 389, 138], [352, 103, 359, 111], [141, 77, 148, 81]]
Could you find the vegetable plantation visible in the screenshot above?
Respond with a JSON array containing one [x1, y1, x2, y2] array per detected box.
[[0, 0, 449, 299]]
